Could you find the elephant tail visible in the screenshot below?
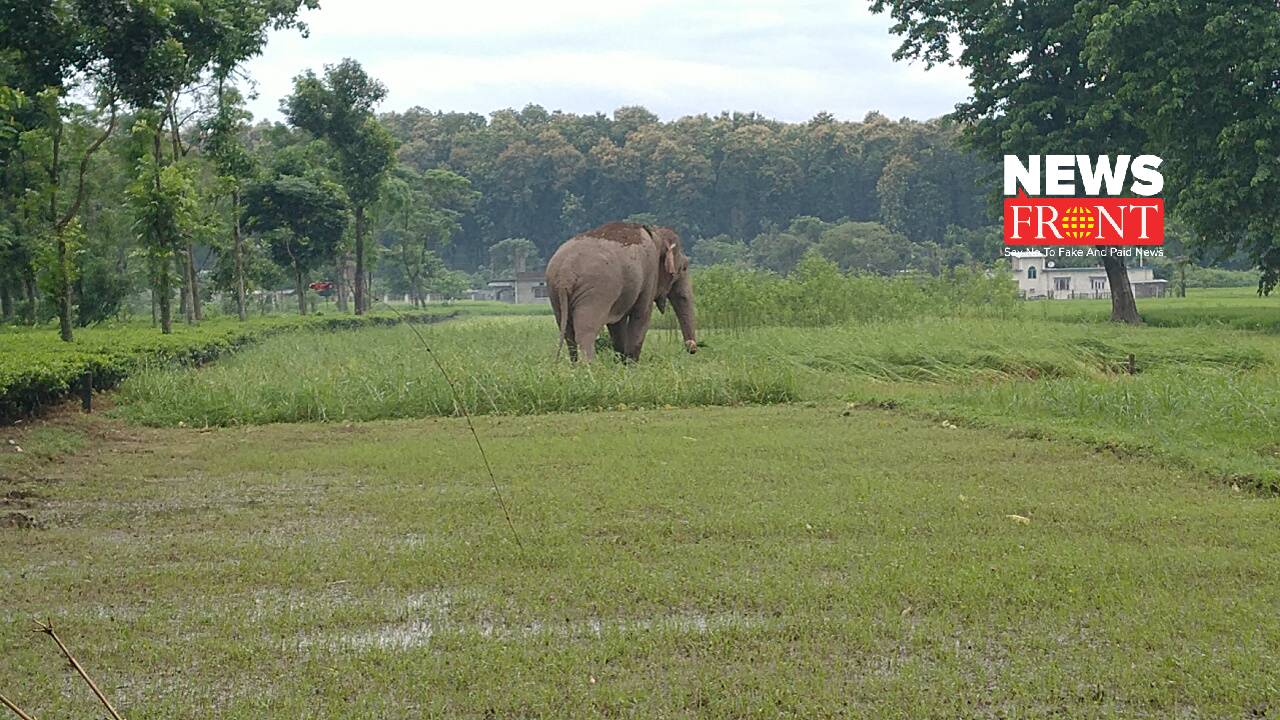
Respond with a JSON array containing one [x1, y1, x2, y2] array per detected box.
[[555, 287, 573, 360]]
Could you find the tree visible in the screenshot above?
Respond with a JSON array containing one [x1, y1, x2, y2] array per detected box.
[[244, 173, 349, 315], [80, 0, 312, 330], [488, 237, 540, 277], [284, 59, 397, 314], [427, 269, 471, 302], [871, 0, 1148, 322], [1081, 1, 1280, 292], [127, 113, 197, 333], [0, 0, 119, 340], [375, 167, 478, 306], [691, 234, 751, 268], [816, 221, 912, 275], [204, 83, 256, 320]]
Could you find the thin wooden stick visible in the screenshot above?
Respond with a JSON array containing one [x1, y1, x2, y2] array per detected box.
[[0, 692, 37, 720], [34, 619, 124, 720]]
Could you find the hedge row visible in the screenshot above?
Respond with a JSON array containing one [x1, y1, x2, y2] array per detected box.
[[0, 310, 456, 420]]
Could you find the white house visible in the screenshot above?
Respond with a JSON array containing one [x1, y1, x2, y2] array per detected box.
[[486, 271, 551, 304], [1009, 251, 1167, 299]]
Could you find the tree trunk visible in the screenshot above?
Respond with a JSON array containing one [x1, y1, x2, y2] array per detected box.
[[335, 253, 349, 312], [1101, 252, 1141, 324], [56, 231, 73, 342], [188, 243, 203, 321], [354, 205, 366, 315], [1, 279, 12, 321], [232, 189, 247, 321], [296, 267, 307, 315], [46, 126, 75, 341], [152, 127, 171, 335], [158, 263, 172, 334], [23, 273, 38, 324], [178, 254, 192, 323]]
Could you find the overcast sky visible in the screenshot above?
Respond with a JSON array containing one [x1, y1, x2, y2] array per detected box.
[[240, 0, 972, 124]]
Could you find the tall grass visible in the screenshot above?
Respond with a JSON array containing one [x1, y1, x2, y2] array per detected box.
[[115, 319, 798, 426], [116, 314, 1273, 427], [675, 255, 1019, 332], [934, 366, 1280, 491], [1021, 287, 1280, 332]]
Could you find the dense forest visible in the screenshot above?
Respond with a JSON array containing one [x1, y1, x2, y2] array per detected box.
[[382, 106, 997, 270], [3, 0, 1270, 336]]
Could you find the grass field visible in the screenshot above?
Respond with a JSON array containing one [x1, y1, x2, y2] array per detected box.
[[3, 406, 1278, 717], [114, 311, 1280, 489], [4, 289, 1280, 716]]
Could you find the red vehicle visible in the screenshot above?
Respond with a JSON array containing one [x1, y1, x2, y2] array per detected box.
[[308, 281, 335, 297]]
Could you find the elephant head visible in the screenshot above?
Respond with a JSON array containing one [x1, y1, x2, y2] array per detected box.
[[650, 227, 698, 353]]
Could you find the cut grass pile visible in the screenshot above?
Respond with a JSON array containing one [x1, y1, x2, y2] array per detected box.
[[3, 406, 1277, 717]]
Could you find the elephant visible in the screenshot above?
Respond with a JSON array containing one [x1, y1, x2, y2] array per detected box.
[[546, 222, 698, 362]]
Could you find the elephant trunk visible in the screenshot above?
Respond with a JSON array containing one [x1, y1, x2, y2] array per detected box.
[[670, 274, 697, 353]]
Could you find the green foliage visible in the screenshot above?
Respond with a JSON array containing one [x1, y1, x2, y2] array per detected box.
[[386, 108, 998, 268], [690, 234, 750, 268], [375, 166, 478, 302], [1082, 1, 1280, 290], [244, 173, 350, 277], [870, 0, 1278, 300], [687, 254, 1019, 328], [285, 59, 396, 207], [487, 237, 540, 276], [0, 309, 456, 418], [127, 139, 196, 281]]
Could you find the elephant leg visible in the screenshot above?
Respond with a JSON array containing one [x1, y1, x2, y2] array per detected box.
[[572, 304, 608, 362], [607, 319, 629, 359], [624, 304, 654, 362]]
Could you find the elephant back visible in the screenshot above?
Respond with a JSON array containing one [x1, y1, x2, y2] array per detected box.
[[581, 222, 654, 246]]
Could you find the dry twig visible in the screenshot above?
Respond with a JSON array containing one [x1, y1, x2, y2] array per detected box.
[[33, 620, 124, 720], [0, 693, 37, 720]]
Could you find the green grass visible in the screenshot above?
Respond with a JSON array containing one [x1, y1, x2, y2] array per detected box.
[[0, 303, 528, 417], [114, 318, 799, 425], [112, 314, 1280, 489], [2, 406, 1278, 717], [910, 367, 1280, 492], [1022, 286, 1280, 332], [6, 291, 1280, 715]]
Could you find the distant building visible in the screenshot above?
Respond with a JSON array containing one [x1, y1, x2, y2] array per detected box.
[[1009, 251, 1167, 299], [486, 271, 551, 304]]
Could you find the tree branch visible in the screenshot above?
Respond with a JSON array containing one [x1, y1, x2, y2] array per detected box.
[[56, 104, 117, 231]]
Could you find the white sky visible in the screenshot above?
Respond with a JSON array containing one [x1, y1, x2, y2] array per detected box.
[[240, 0, 971, 123]]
